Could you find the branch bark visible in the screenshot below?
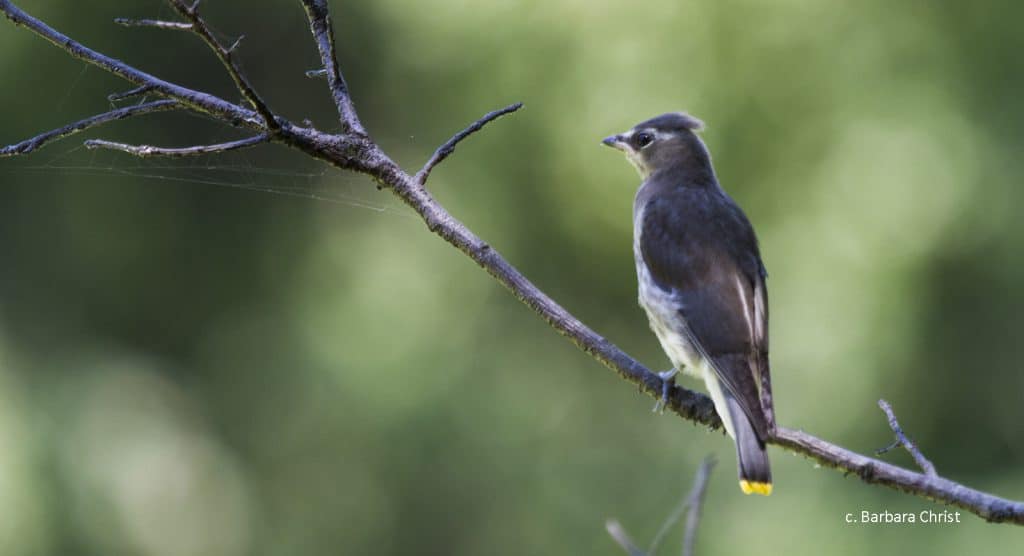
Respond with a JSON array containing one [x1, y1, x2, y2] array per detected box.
[[2, 0, 1022, 526], [298, 0, 365, 135]]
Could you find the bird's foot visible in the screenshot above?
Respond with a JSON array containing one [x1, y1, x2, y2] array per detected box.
[[652, 369, 678, 414]]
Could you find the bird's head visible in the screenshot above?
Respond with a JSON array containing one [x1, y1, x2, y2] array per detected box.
[[602, 112, 711, 180]]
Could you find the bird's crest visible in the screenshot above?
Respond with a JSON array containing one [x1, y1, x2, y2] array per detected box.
[[635, 112, 705, 133]]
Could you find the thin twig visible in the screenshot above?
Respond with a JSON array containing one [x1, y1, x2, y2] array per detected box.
[[681, 457, 715, 556], [299, 0, 365, 135], [166, 0, 278, 130], [607, 456, 716, 556], [415, 102, 524, 185], [650, 457, 716, 556], [108, 85, 155, 102], [305, 68, 327, 78], [0, 100, 179, 157], [605, 520, 646, 556], [114, 17, 193, 30], [84, 134, 269, 158], [647, 485, 692, 554], [876, 399, 938, 477]]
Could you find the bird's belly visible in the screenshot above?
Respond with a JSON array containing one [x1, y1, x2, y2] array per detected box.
[[637, 268, 702, 378]]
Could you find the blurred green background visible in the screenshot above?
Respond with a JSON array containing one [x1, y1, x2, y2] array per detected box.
[[2, 0, 1023, 554]]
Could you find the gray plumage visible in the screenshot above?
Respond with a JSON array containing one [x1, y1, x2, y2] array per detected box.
[[603, 113, 774, 494]]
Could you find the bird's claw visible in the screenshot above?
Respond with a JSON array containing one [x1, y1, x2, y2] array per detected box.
[[652, 369, 678, 414]]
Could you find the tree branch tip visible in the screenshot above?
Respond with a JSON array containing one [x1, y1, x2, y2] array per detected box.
[[305, 68, 327, 79], [876, 399, 938, 477], [605, 519, 644, 556], [415, 101, 526, 185]]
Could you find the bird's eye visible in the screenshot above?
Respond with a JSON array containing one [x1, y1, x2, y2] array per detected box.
[[634, 132, 654, 148]]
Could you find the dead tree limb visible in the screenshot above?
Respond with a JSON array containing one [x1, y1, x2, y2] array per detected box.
[[1, 0, 1022, 526]]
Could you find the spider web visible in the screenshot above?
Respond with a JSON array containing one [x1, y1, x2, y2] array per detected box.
[[2, 141, 418, 220]]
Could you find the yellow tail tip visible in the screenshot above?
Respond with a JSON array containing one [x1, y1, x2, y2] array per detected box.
[[739, 480, 773, 496]]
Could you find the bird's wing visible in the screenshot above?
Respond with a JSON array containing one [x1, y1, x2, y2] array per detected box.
[[639, 191, 769, 439]]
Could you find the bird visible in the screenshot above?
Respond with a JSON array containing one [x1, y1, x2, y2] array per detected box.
[[602, 113, 775, 496]]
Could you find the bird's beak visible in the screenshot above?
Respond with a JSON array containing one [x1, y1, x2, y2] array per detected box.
[[602, 134, 628, 151]]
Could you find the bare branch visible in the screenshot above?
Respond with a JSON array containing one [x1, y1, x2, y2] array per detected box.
[[84, 134, 269, 158], [605, 520, 646, 556], [607, 456, 716, 556], [114, 17, 193, 30], [771, 427, 1023, 522], [299, 0, 365, 135], [0, 0, 258, 128], [108, 85, 155, 102], [876, 399, 938, 477], [415, 102, 524, 185], [0, 100, 179, 157], [681, 457, 715, 556], [166, 0, 278, 131]]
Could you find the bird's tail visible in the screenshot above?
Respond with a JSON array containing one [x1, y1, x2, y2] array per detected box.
[[725, 395, 772, 496]]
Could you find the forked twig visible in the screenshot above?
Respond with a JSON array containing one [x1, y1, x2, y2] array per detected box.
[[299, 0, 365, 134], [877, 399, 938, 477], [606, 456, 717, 556], [166, 0, 279, 130], [0, 0, 259, 126]]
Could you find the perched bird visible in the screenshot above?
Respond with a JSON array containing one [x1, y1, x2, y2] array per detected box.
[[602, 113, 775, 495]]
